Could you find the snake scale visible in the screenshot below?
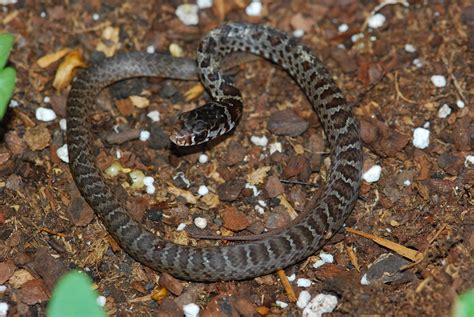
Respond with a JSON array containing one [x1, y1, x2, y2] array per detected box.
[[66, 22, 363, 281]]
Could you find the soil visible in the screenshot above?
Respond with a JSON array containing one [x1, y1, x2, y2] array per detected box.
[[0, 1, 473, 316]]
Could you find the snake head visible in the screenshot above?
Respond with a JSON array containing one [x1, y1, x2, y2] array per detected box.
[[170, 102, 233, 146]]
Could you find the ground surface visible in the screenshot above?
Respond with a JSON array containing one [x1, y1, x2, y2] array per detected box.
[[0, 0, 473, 316]]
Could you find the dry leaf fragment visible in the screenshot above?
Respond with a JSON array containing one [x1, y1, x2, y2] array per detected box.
[[96, 26, 120, 57], [129, 95, 150, 109], [52, 50, 87, 90], [246, 166, 271, 185], [200, 192, 220, 208], [278, 194, 298, 219], [37, 48, 72, 68], [184, 83, 204, 101], [167, 184, 197, 204]]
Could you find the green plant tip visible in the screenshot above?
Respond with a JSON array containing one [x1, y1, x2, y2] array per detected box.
[[47, 271, 106, 317]]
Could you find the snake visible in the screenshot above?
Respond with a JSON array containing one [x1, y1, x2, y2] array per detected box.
[[66, 22, 363, 282]]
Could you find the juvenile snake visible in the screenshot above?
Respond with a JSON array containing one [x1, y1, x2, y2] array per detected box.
[[66, 22, 363, 281]]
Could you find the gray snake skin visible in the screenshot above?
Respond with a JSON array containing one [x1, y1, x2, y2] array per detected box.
[[66, 23, 363, 281]]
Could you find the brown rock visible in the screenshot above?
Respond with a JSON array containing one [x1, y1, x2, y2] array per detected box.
[[17, 279, 49, 305], [283, 155, 310, 180], [67, 196, 95, 227], [0, 260, 16, 284], [202, 293, 240, 317], [115, 98, 134, 116], [5, 131, 26, 155], [155, 297, 183, 317], [0, 150, 10, 166], [265, 175, 284, 198], [49, 94, 67, 117], [437, 152, 464, 176], [265, 206, 291, 230], [268, 109, 309, 137], [224, 141, 246, 166], [5, 174, 22, 191], [159, 272, 184, 296], [452, 116, 472, 151], [31, 248, 68, 291], [217, 178, 246, 202], [106, 128, 141, 144], [235, 297, 257, 316], [221, 206, 250, 232], [23, 125, 51, 151]]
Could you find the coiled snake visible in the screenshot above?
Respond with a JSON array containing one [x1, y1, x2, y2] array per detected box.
[[66, 23, 363, 281]]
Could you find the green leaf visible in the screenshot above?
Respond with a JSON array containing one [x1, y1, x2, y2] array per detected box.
[[0, 67, 16, 120], [47, 271, 106, 317], [0, 33, 14, 70], [453, 289, 474, 317]]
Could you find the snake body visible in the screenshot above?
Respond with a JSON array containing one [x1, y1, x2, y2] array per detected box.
[[66, 23, 362, 281]]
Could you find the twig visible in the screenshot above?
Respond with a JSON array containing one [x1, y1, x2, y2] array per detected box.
[[277, 270, 297, 302], [346, 227, 424, 263]]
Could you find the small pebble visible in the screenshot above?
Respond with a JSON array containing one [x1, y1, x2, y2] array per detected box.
[[36, 107, 57, 122], [269, 142, 282, 154], [403, 180, 411, 186], [147, 110, 160, 122], [130, 170, 145, 189], [92, 13, 100, 21], [176, 4, 199, 26], [198, 185, 209, 196], [404, 44, 416, 52], [139, 130, 150, 141], [362, 165, 382, 183], [302, 294, 338, 317], [413, 127, 430, 149], [0, 286, 6, 292], [246, 0, 262, 16], [438, 104, 451, 118], [255, 205, 264, 214], [146, 45, 155, 54], [43, 96, 50, 103], [413, 58, 423, 68], [319, 252, 334, 263], [56, 144, 69, 163], [430, 75, 447, 88], [293, 29, 305, 38], [338, 23, 349, 32], [250, 135, 268, 147], [423, 121, 430, 129], [105, 161, 124, 177], [116, 149, 122, 159], [287, 274, 296, 282], [367, 13, 386, 29], [8, 99, 18, 108], [197, 0, 212, 9], [275, 300, 288, 308], [194, 217, 207, 229], [0, 302, 8, 317], [296, 290, 311, 309], [169, 43, 184, 57], [96, 295, 106, 307], [198, 154, 208, 164], [351, 33, 364, 42], [245, 183, 260, 196], [59, 118, 67, 130], [183, 303, 200, 317], [297, 278, 312, 287], [144, 176, 155, 194], [456, 100, 465, 109], [313, 259, 325, 269], [176, 223, 187, 231], [360, 273, 369, 285], [465, 155, 474, 167], [40, 11, 46, 18]]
